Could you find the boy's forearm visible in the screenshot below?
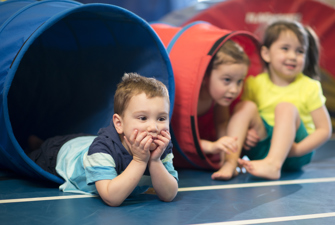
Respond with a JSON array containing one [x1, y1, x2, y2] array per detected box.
[[149, 160, 178, 202], [96, 160, 147, 206]]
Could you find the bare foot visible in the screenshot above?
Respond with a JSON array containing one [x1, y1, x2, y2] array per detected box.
[[238, 158, 281, 180], [211, 160, 239, 180]]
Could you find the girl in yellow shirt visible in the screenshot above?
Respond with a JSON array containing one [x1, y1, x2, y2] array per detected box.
[[235, 20, 332, 179]]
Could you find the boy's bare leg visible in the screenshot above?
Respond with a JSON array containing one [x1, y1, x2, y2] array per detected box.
[[238, 102, 300, 180], [212, 101, 266, 180]]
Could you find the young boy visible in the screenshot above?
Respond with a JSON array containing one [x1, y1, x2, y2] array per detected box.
[[29, 73, 178, 206]]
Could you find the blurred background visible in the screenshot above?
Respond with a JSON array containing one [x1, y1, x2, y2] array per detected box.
[[77, 0, 335, 24], [78, 0, 335, 133], [3, 0, 334, 132]]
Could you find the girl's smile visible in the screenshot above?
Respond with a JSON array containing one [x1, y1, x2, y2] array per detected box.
[[284, 63, 296, 70], [261, 29, 306, 86]]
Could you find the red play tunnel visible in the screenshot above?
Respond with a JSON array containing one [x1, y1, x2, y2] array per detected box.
[[152, 22, 262, 170]]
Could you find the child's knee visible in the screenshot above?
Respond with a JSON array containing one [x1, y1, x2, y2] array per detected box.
[[275, 102, 298, 115], [235, 100, 258, 113], [275, 102, 300, 126]]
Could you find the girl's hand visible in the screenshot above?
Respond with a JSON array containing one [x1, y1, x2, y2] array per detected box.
[[243, 128, 260, 150], [211, 136, 238, 154], [124, 130, 152, 164], [150, 130, 171, 161]]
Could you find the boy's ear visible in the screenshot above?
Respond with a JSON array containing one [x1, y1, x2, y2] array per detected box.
[[261, 46, 270, 63], [113, 114, 123, 134]]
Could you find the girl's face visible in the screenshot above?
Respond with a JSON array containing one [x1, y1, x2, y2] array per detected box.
[[262, 30, 306, 85], [208, 63, 248, 106]]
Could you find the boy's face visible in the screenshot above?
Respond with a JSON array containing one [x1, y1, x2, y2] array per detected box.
[[114, 92, 170, 151]]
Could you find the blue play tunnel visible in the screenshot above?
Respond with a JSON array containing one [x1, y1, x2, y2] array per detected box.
[[0, 0, 174, 184]]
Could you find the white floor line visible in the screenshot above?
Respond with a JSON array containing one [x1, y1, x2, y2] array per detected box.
[[192, 212, 335, 225], [1, 177, 334, 204], [0, 194, 98, 204], [178, 177, 335, 192]]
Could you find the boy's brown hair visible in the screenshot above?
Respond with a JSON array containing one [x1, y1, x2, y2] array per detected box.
[[114, 73, 170, 116]]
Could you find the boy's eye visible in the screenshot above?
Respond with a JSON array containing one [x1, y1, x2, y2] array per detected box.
[[139, 116, 147, 121], [281, 47, 288, 51], [158, 117, 167, 122], [237, 79, 243, 85]]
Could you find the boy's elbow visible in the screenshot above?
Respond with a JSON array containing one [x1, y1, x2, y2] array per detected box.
[[158, 190, 178, 202], [167, 193, 178, 202], [159, 195, 175, 203], [102, 197, 124, 207]]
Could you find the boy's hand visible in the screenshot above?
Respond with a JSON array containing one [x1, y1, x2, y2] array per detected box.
[[243, 128, 259, 150], [150, 130, 171, 161], [212, 136, 238, 154], [124, 129, 152, 164]]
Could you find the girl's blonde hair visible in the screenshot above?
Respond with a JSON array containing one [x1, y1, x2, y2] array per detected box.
[[206, 40, 250, 75]]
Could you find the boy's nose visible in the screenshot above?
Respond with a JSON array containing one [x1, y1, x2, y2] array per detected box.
[[147, 121, 158, 133]]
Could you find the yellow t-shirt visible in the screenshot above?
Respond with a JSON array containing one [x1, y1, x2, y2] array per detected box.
[[242, 72, 326, 134]]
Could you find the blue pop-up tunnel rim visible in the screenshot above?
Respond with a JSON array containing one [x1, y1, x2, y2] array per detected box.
[[0, 0, 174, 184]]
